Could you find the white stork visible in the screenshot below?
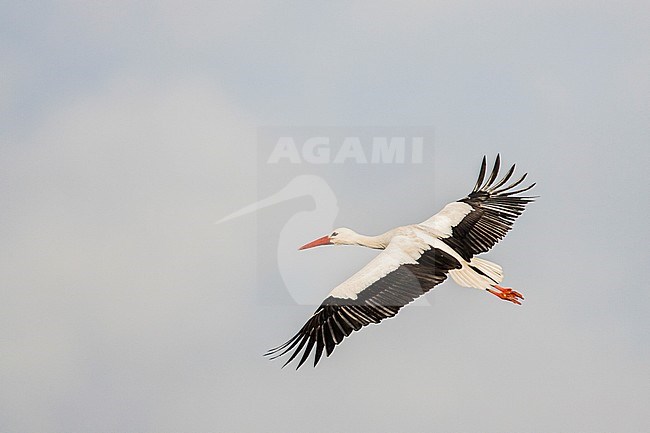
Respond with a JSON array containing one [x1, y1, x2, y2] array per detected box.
[[266, 155, 536, 369]]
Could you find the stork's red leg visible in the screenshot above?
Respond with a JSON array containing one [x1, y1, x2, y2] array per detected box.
[[487, 285, 524, 305], [494, 284, 524, 299]]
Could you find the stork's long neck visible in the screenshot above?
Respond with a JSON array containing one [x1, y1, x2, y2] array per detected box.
[[352, 231, 393, 250]]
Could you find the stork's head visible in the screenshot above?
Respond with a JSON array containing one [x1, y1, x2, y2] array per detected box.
[[298, 227, 358, 250]]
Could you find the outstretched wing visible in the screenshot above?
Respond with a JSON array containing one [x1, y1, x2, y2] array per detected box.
[[265, 235, 461, 369], [421, 154, 536, 262]]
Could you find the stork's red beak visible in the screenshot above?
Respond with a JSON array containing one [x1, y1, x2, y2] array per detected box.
[[298, 235, 332, 250]]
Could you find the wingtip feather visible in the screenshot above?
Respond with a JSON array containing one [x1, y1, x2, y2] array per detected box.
[[473, 156, 488, 192], [488, 163, 516, 192], [481, 154, 501, 190]]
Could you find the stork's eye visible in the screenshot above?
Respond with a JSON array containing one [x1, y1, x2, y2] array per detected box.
[[331, 231, 338, 237]]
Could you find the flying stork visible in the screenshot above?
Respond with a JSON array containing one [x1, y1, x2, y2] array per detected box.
[[266, 155, 536, 369]]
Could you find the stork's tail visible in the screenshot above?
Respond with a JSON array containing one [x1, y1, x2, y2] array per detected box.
[[450, 257, 504, 289]]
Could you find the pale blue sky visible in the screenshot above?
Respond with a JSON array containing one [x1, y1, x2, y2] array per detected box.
[[1, 2, 649, 432]]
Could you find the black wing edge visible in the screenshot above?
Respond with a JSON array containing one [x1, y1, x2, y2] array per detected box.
[[263, 301, 362, 370], [445, 154, 537, 260], [264, 298, 394, 370], [471, 154, 538, 198], [264, 248, 462, 370]]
